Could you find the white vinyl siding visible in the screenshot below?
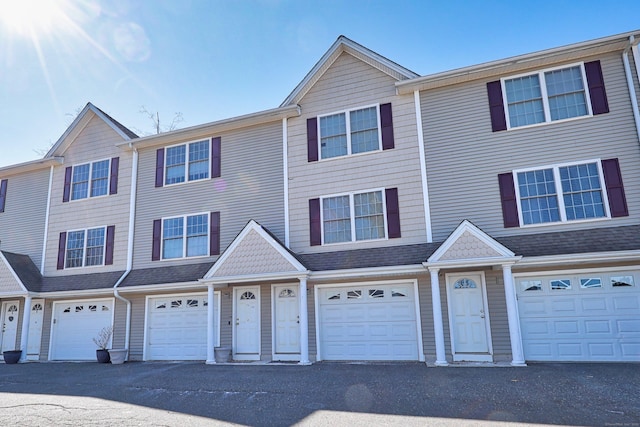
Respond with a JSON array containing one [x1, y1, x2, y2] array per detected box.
[[503, 63, 591, 129]]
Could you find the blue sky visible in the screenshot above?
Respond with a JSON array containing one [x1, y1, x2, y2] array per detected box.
[[0, 0, 639, 167]]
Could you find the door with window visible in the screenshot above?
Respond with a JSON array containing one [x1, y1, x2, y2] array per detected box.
[[273, 285, 300, 359], [0, 301, 20, 353], [234, 287, 260, 360]]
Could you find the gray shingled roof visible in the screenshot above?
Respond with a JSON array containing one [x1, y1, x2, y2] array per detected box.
[[93, 105, 139, 139], [1, 251, 42, 291], [496, 224, 640, 257], [119, 262, 214, 288], [38, 271, 126, 292], [298, 243, 438, 271]]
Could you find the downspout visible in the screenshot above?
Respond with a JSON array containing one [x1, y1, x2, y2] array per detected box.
[[40, 165, 55, 273], [622, 35, 640, 144], [113, 146, 138, 358]]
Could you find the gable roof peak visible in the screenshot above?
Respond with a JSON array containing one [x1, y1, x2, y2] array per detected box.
[[45, 102, 138, 158], [281, 35, 418, 106]]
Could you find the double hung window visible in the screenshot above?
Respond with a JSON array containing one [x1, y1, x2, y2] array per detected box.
[[162, 213, 209, 259], [503, 63, 590, 128], [165, 140, 210, 185], [515, 161, 607, 225], [65, 227, 106, 268], [322, 190, 385, 244], [71, 159, 111, 200], [319, 106, 381, 159]]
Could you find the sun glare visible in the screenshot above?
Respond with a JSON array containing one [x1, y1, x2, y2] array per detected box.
[[0, 0, 68, 37]]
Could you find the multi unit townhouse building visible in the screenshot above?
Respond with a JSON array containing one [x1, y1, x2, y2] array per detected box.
[[1, 30, 639, 365]]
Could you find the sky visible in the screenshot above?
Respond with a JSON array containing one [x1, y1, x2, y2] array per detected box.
[[0, 0, 639, 168]]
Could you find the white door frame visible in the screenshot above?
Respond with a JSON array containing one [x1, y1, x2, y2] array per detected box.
[[314, 279, 425, 362], [48, 298, 115, 361], [445, 272, 493, 362], [271, 283, 300, 361], [27, 299, 45, 360], [0, 300, 20, 353], [233, 286, 261, 361], [142, 291, 221, 361]]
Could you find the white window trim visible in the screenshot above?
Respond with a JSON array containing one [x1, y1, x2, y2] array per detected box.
[[501, 61, 593, 131], [319, 187, 388, 245], [64, 225, 107, 269], [70, 158, 112, 201], [160, 212, 210, 260], [317, 104, 383, 160], [513, 158, 611, 228], [164, 138, 212, 186]]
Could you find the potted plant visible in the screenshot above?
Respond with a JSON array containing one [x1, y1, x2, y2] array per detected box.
[[92, 326, 113, 363], [2, 349, 22, 364]]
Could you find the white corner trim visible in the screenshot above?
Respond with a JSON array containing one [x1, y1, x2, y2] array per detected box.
[[414, 90, 433, 243], [41, 165, 54, 274]]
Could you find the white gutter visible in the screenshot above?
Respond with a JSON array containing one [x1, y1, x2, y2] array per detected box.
[[112, 146, 138, 358], [622, 35, 640, 144], [40, 165, 55, 274]]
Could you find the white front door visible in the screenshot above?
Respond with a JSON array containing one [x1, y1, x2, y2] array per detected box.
[[447, 273, 492, 361], [234, 287, 260, 360], [273, 285, 300, 358], [27, 299, 45, 360], [0, 301, 20, 353]]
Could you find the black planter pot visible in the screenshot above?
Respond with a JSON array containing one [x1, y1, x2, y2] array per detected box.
[[96, 349, 111, 363], [3, 350, 22, 364]]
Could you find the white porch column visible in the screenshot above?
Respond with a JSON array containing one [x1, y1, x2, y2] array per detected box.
[[502, 264, 526, 366], [429, 268, 448, 366], [19, 296, 32, 362], [298, 277, 311, 365], [206, 284, 216, 364]]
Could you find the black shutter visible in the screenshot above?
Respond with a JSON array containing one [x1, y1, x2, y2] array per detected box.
[[602, 158, 628, 217], [57, 232, 67, 270], [307, 118, 319, 162], [584, 60, 609, 115], [498, 173, 520, 227], [155, 148, 165, 188], [487, 80, 507, 132], [211, 137, 221, 178], [152, 219, 162, 261], [380, 103, 395, 150], [109, 157, 119, 195], [105, 226, 115, 265], [210, 211, 220, 255], [0, 179, 7, 213], [309, 198, 321, 246], [62, 166, 72, 202], [385, 188, 401, 238]]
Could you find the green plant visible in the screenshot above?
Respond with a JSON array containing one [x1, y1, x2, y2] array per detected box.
[[92, 326, 113, 350]]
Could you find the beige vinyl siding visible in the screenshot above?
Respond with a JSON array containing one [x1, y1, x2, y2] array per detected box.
[[112, 299, 127, 349], [0, 168, 50, 268], [288, 52, 426, 253], [484, 271, 511, 361], [133, 121, 285, 270], [39, 300, 52, 360], [128, 294, 145, 361], [44, 115, 133, 276], [417, 276, 435, 361], [422, 52, 640, 242]]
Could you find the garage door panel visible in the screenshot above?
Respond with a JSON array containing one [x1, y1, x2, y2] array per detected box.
[[517, 272, 640, 362], [318, 283, 419, 361], [146, 294, 218, 361]]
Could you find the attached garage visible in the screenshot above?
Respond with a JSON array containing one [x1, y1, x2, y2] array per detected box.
[[145, 293, 220, 360], [49, 299, 114, 360], [516, 271, 640, 362], [317, 281, 422, 361]]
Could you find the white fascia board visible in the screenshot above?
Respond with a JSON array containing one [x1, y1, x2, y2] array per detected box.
[[309, 264, 426, 281], [397, 30, 640, 94], [424, 257, 522, 270], [513, 250, 640, 268], [0, 157, 63, 177], [201, 271, 310, 286], [30, 288, 115, 299], [118, 105, 301, 151]]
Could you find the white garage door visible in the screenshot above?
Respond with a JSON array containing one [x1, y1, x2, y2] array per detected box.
[[50, 299, 114, 360], [146, 293, 219, 360], [318, 282, 420, 361], [517, 271, 640, 362]]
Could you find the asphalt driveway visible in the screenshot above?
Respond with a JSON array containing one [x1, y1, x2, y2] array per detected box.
[[0, 361, 638, 426]]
